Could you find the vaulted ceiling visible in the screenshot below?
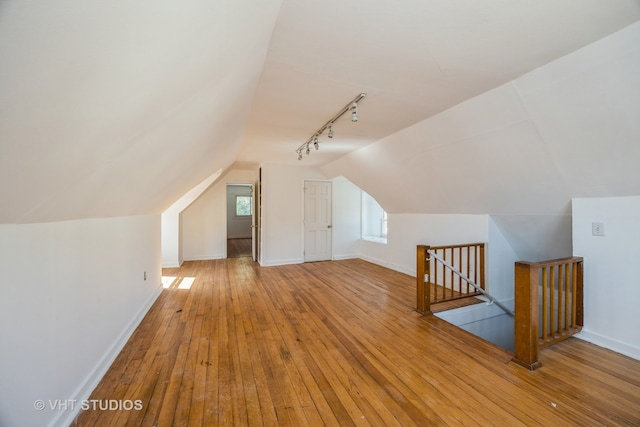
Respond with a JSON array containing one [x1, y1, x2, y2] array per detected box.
[[1, 0, 639, 226]]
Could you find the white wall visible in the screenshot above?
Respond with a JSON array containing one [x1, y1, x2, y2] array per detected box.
[[331, 177, 362, 260], [260, 163, 327, 266], [161, 169, 222, 267], [0, 215, 162, 427], [330, 177, 519, 302], [161, 210, 181, 267], [573, 196, 640, 360], [487, 216, 520, 301], [181, 167, 257, 261], [359, 213, 488, 276]]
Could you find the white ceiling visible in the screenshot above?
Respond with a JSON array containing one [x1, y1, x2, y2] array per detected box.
[[1, 0, 638, 223], [238, 0, 640, 166]]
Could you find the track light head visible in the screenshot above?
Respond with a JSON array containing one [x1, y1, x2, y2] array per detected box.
[[295, 93, 365, 160]]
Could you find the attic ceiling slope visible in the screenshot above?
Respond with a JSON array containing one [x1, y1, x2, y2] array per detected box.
[[0, 0, 282, 224], [238, 0, 640, 166], [321, 22, 640, 260]]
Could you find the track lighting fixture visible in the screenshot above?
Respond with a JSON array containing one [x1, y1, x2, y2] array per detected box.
[[295, 93, 366, 160]]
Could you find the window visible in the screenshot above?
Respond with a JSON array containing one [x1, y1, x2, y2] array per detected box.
[[235, 195, 252, 217], [362, 191, 387, 243]]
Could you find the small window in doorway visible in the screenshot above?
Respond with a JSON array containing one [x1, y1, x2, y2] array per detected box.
[[235, 195, 252, 217]]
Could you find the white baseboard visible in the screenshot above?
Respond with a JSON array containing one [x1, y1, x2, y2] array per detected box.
[[332, 254, 359, 261], [162, 261, 181, 268], [575, 329, 640, 361], [182, 254, 225, 261], [259, 258, 304, 267], [52, 284, 163, 427]]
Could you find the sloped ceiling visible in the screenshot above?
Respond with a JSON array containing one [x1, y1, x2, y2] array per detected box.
[[321, 23, 640, 259], [239, 0, 640, 166], [0, 0, 282, 223], [1, 0, 639, 231]]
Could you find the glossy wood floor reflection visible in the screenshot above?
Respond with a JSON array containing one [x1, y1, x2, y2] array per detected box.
[[74, 259, 640, 426]]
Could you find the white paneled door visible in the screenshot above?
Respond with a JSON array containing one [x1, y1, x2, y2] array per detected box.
[[304, 180, 332, 262]]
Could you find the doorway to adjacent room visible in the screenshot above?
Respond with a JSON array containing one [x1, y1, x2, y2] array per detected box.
[[226, 184, 253, 258]]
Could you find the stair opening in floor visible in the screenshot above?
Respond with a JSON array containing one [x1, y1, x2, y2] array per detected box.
[[435, 300, 515, 352]]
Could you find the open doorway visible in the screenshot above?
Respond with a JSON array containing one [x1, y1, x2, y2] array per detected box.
[[226, 184, 253, 258]]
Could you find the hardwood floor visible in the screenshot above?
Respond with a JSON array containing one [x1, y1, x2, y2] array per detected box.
[[227, 238, 252, 258], [74, 258, 640, 426]]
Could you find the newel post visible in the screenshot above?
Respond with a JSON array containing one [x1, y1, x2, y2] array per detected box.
[[576, 261, 584, 328], [512, 261, 542, 370], [416, 245, 432, 315]]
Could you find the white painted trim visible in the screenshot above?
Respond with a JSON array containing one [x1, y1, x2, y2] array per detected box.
[[575, 330, 640, 361], [361, 236, 387, 244], [259, 258, 304, 267], [162, 261, 182, 268], [182, 254, 225, 261], [53, 284, 163, 427], [332, 254, 359, 261]]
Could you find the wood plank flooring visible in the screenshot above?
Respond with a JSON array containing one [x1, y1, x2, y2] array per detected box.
[[73, 258, 640, 426], [227, 238, 252, 258]]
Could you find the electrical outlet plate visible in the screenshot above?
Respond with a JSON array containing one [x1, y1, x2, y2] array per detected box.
[[592, 222, 605, 236]]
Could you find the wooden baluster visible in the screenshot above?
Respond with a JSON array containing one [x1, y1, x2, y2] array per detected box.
[[541, 267, 548, 342], [416, 245, 431, 315], [457, 246, 462, 295], [434, 249, 439, 302], [443, 248, 453, 299], [451, 247, 455, 296], [559, 264, 564, 331], [513, 262, 542, 370], [473, 245, 478, 293], [549, 266, 555, 338], [564, 263, 570, 331], [479, 244, 485, 291], [433, 251, 444, 300], [466, 246, 471, 295], [439, 249, 442, 301], [442, 248, 447, 299], [570, 262, 576, 329], [556, 265, 563, 335], [576, 261, 584, 327]]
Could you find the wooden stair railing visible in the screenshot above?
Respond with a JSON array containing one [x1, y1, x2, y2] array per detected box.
[[416, 243, 485, 315], [513, 257, 584, 370]]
